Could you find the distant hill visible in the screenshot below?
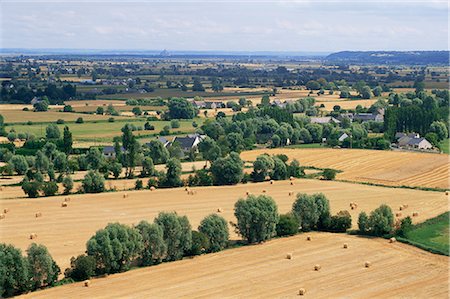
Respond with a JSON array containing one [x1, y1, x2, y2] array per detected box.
[[326, 51, 449, 65]]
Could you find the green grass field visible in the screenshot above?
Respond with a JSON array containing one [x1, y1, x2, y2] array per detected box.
[[7, 119, 203, 143], [400, 212, 449, 256], [286, 143, 325, 149], [439, 139, 449, 154]]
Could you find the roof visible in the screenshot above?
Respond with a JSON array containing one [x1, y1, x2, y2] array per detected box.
[[103, 146, 124, 154], [172, 136, 198, 149], [407, 137, 429, 146]]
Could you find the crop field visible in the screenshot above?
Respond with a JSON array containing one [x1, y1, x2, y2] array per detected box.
[[315, 99, 378, 111], [241, 148, 450, 189], [17, 232, 449, 299], [0, 179, 447, 270]]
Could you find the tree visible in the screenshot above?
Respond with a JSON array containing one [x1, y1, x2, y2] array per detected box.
[[234, 195, 279, 243], [288, 159, 304, 178], [251, 154, 274, 182], [146, 140, 170, 164], [396, 216, 413, 237], [154, 212, 192, 261], [210, 152, 244, 185], [0, 243, 30, 297], [62, 175, 73, 194], [162, 158, 182, 187], [322, 168, 337, 180], [96, 107, 104, 115], [63, 105, 73, 112], [135, 221, 167, 266], [75, 117, 84, 124], [360, 86, 372, 99], [305, 123, 323, 143], [170, 119, 180, 129], [11, 155, 29, 175], [188, 231, 210, 256], [211, 78, 223, 92], [82, 170, 105, 193], [276, 213, 299, 237], [141, 157, 154, 177], [261, 95, 270, 106], [198, 137, 221, 164], [42, 181, 58, 196], [27, 243, 60, 290], [270, 156, 288, 180], [299, 128, 312, 144], [167, 98, 197, 119], [226, 132, 244, 153], [45, 124, 60, 139], [86, 148, 104, 170], [328, 210, 352, 232], [22, 181, 42, 198], [313, 193, 331, 230], [372, 86, 383, 97], [368, 204, 394, 236], [192, 77, 205, 92], [87, 223, 143, 274], [292, 193, 319, 232], [132, 107, 142, 116], [109, 162, 122, 179], [53, 152, 68, 173], [64, 254, 96, 281], [429, 121, 448, 141], [34, 100, 49, 112], [62, 126, 73, 154], [306, 80, 320, 90], [198, 214, 229, 252], [357, 211, 369, 234], [121, 124, 139, 178]]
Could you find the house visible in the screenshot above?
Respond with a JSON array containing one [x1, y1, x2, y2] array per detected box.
[[353, 113, 384, 122], [337, 113, 354, 122], [192, 100, 206, 109], [205, 101, 226, 109], [30, 97, 41, 105], [338, 133, 349, 142], [103, 146, 124, 159], [271, 99, 287, 108], [397, 133, 433, 150], [310, 117, 341, 124], [171, 134, 203, 154], [395, 132, 419, 140]]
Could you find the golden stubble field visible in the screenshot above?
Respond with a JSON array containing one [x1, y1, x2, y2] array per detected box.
[[18, 232, 448, 299], [0, 179, 447, 271], [241, 148, 450, 189]]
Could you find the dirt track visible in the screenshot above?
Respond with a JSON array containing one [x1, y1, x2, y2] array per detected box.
[[17, 232, 449, 299], [0, 179, 447, 271], [241, 148, 450, 189]]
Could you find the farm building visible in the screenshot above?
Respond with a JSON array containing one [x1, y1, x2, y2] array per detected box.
[[397, 134, 433, 150], [102, 146, 124, 159], [171, 134, 206, 156], [338, 133, 349, 142]]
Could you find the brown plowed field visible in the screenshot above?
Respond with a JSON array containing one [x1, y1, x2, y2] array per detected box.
[[18, 232, 449, 299], [241, 148, 450, 189], [0, 179, 447, 270]]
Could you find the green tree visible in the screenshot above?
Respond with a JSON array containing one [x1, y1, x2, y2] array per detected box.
[[251, 154, 274, 182], [62, 126, 73, 154], [198, 214, 229, 252], [135, 221, 167, 266], [288, 159, 304, 178], [141, 157, 154, 177], [313, 193, 331, 230], [192, 78, 205, 92], [328, 210, 352, 232], [226, 132, 245, 153], [96, 107, 104, 115], [42, 181, 58, 196], [167, 98, 197, 119], [121, 124, 140, 178], [358, 211, 369, 234], [10, 155, 29, 175], [146, 140, 170, 164], [0, 243, 30, 297], [210, 152, 244, 185], [261, 95, 270, 106], [299, 128, 312, 144], [132, 106, 142, 116], [368, 204, 394, 236], [306, 80, 320, 90], [62, 175, 73, 194], [109, 162, 122, 179], [64, 254, 96, 281], [234, 195, 279, 243], [87, 223, 143, 274], [396, 216, 413, 237], [154, 212, 192, 261], [429, 121, 448, 141], [276, 213, 299, 236], [292, 193, 319, 232], [22, 181, 42, 198], [162, 158, 182, 187], [322, 168, 337, 180], [270, 156, 288, 180], [45, 124, 60, 139], [82, 170, 105, 193], [27, 243, 60, 290], [188, 231, 210, 256], [198, 137, 221, 164]]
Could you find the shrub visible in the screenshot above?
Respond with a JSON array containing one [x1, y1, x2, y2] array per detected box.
[[64, 254, 96, 281], [328, 210, 352, 232], [135, 179, 143, 190], [27, 243, 60, 290], [82, 170, 105, 193], [154, 212, 192, 261], [0, 243, 30, 297], [270, 156, 288, 180], [147, 177, 158, 188], [292, 193, 319, 232], [56, 119, 65, 124], [170, 119, 180, 129], [358, 211, 369, 234], [276, 213, 299, 237], [109, 162, 122, 179], [187, 169, 213, 186], [42, 181, 58, 197], [287, 159, 304, 178], [161, 158, 182, 187], [188, 231, 210, 256], [141, 157, 154, 177], [198, 214, 229, 252], [87, 223, 143, 274], [234, 195, 279, 243], [108, 117, 115, 123], [75, 117, 84, 124], [322, 168, 337, 180], [135, 221, 167, 266], [396, 216, 413, 237]]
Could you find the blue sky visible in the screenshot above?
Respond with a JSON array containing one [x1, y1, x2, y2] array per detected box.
[[1, 0, 448, 51]]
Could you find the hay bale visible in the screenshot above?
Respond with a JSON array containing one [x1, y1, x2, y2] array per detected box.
[[270, 180, 274, 184], [314, 264, 321, 271], [150, 186, 156, 191], [30, 233, 37, 240], [298, 288, 306, 296], [0, 213, 5, 220], [389, 237, 396, 243], [402, 204, 408, 209], [84, 280, 90, 287], [61, 202, 68, 207], [343, 243, 348, 249], [446, 191, 449, 196], [64, 197, 71, 202], [290, 181, 294, 185], [399, 206, 403, 211], [412, 212, 419, 217], [395, 212, 402, 217], [217, 208, 223, 213], [288, 191, 294, 196], [286, 253, 293, 260], [306, 236, 311, 241], [262, 189, 266, 193], [365, 261, 371, 268], [35, 212, 42, 218], [246, 191, 251, 196], [4, 208, 10, 214], [123, 193, 128, 198], [185, 187, 189, 191]]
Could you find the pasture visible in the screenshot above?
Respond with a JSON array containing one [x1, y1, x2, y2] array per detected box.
[[241, 148, 450, 189], [0, 179, 447, 270], [17, 232, 449, 298]]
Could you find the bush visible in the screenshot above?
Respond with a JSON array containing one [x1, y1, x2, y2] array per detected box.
[[87, 223, 143, 274], [161, 158, 182, 187], [0, 243, 30, 297], [292, 193, 319, 232], [251, 154, 274, 182], [147, 177, 159, 188], [82, 170, 105, 193], [27, 243, 60, 290], [234, 195, 279, 243], [135, 221, 167, 266], [328, 210, 352, 232], [64, 254, 96, 281], [56, 119, 65, 124], [396, 216, 413, 237], [108, 117, 115, 123], [276, 213, 299, 237], [322, 168, 337, 180], [42, 181, 58, 197], [188, 231, 210, 256], [198, 214, 229, 252], [154, 212, 192, 261], [187, 169, 213, 186], [11, 155, 29, 175], [170, 119, 180, 129], [75, 117, 84, 124], [270, 157, 288, 180], [135, 179, 143, 190]]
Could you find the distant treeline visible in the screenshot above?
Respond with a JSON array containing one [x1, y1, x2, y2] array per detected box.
[[326, 51, 449, 65]]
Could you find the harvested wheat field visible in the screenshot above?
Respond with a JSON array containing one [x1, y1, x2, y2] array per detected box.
[[18, 232, 449, 299], [315, 99, 378, 111], [241, 148, 450, 189], [0, 179, 447, 270]]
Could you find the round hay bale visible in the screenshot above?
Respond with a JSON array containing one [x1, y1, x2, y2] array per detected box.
[[84, 280, 90, 287], [412, 212, 419, 217], [314, 264, 321, 271], [185, 187, 189, 191], [298, 288, 306, 296], [288, 191, 294, 196], [270, 180, 274, 184], [395, 212, 402, 217], [123, 193, 128, 198], [290, 181, 294, 185], [365, 261, 371, 268], [351, 205, 355, 210], [30, 233, 37, 240], [4, 208, 10, 214], [217, 208, 223, 213], [306, 236, 311, 241], [446, 191, 449, 196], [150, 186, 156, 191], [389, 237, 396, 243], [286, 253, 293, 260], [61, 202, 68, 208], [64, 197, 71, 202], [343, 243, 348, 249], [246, 191, 250, 196], [399, 206, 403, 211], [35, 212, 42, 218], [262, 189, 266, 193], [0, 213, 5, 220]]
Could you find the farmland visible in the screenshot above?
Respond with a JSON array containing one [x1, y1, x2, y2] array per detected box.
[[241, 148, 450, 189], [17, 232, 449, 299], [0, 178, 447, 270]]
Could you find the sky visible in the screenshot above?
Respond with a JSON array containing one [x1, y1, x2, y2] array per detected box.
[[0, 0, 448, 52]]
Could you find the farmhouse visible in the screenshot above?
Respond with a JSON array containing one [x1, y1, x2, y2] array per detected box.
[[396, 133, 433, 150], [205, 101, 226, 109], [310, 117, 341, 124], [102, 146, 124, 159], [171, 133, 205, 155]]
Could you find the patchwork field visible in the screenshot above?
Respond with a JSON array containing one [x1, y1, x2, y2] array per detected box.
[[17, 232, 449, 299], [0, 179, 447, 270], [241, 148, 450, 189]]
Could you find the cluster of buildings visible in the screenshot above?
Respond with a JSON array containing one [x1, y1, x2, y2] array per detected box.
[[190, 100, 226, 109], [394, 133, 433, 150]]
